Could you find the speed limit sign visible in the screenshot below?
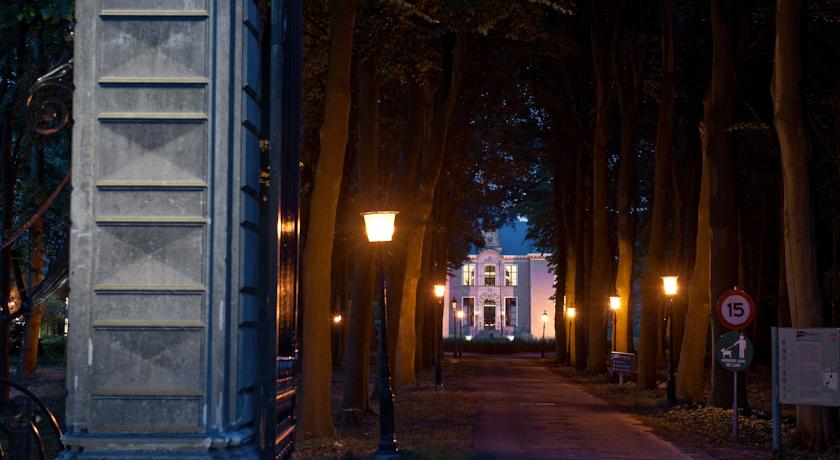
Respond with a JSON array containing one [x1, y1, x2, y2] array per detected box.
[[715, 289, 756, 330]]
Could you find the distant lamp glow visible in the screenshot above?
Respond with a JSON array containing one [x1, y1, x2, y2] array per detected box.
[[465, 335, 473, 341], [434, 284, 445, 298], [541, 310, 548, 323], [662, 276, 679, 296], [610, 296, 621, 311], [361, 211, 398, 242], [333, 313, 342, 324], [507, 335, 515, 342], [456, 310, 464, 320], [568, 307, 576, 319]]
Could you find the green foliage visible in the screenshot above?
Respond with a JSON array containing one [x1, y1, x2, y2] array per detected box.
[[38, 335, 65, 363]]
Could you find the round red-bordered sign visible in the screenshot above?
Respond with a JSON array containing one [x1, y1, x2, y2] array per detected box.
[[715, 289, 756, 330]]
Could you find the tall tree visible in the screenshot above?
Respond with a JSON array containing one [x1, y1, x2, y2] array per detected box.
[[704, 0, 751, 408], [772, 0, 837, 449], [339, 50, 379, 427], [395, 33, 462, 386], [639, 0, 675, 391], [299, 0, 356, 437], [586, 0, 611, 374]]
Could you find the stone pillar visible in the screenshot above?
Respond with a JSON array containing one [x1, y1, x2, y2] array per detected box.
[[63, 1, 267, 457]]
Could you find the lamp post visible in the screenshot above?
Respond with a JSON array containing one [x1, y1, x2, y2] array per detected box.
[[566, 307, 576, 365], [332, 313, 343, 364], [456, 309, 465, 358], [662, 275, 679, 406], [541, 310, 548, 359], [451, 298, 458, 358], [433, 284, 445, 388], [362, 211, 399, 458], [609, 296, 620, 353]]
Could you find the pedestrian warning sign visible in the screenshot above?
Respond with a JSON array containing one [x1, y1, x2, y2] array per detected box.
[[717, 331, 753, 372]]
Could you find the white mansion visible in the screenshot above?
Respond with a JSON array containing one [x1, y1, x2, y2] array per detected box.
[[443, 231, 556, 340]]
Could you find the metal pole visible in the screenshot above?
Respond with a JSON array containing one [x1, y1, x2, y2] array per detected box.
[[732, 370, 739, 442], [666, 298, 676, 405], [541, 321, 546, 359], [612, 310, 617, 353], [772, 327, 781, 455], [435, 298, 442, 388], [566, 318, 571, 365], [373, 244, 398, 459], [458, 315, 463, 358]]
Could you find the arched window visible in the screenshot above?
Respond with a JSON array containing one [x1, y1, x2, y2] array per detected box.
[[484, 265, 496, 286]]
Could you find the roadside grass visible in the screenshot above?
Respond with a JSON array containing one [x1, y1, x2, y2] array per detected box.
[[294, 359, 478, 459], [544, 361, 840, 459]]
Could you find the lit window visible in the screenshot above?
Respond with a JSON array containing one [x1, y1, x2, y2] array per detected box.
[[484, 265, 496, 286], [463, 297, 475, 326], [505, 298, 517, 326], [505, 264, 518, 286], [462, 264, 475, 286]]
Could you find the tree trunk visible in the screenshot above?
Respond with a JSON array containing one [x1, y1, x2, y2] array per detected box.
[[639, 0, 675, 391], [772, 0, 838, 449], [551, 121, 568, 363], [21, 145, 46, 377], [586, 0, 611, 374], [677, 148, 710, 401], [395, 34, 462, 387], [340, 52, 379, 426], [299, 0, 356, 437], [611, 1, 643, 355], [705, 0, 751, 408]]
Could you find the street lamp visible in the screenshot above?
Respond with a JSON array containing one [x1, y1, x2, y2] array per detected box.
[[541, 310, 548, 359], [662, 275, 679, 406], [362, 211, 399, 458], [566, 307, 576, 365], [433, 284, 445, 388], [609, 296, 620, 353], [456, 308, 465, 358]]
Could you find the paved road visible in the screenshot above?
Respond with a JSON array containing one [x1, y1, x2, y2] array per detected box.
[[468, 354, 710, 460]]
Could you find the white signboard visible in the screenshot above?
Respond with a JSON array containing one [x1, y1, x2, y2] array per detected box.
[[778, 328, 840, 406]]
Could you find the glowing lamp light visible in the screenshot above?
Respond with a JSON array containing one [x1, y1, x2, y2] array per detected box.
[[610, 296, 621, 311], [333, 314, 342, 324], [568, 307, 576, 319], [507, 335, 515, 342], [434, 284, 445, 298], [361, 211, 398, 243], [541, 310, 548, 323], [456, 310, 465, 320], [465, 335, 473, 341], [662, 275, 679, 296]]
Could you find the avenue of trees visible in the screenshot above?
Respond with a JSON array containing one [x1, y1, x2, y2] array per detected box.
[[299, 0, 840, 451], [0, 2, 73, 388]]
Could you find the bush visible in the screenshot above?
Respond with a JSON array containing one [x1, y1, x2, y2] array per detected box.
[[443, 336, 556, 354], [39, 335, 66, 364]]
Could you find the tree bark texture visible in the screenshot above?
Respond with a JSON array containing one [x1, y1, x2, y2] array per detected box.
[[299, 0, 356, 437], [340, 53, 379, 425], [638, 0, 675, 390], [772, 0, 837, 449], [586, 0, 611, 374], [395, 34, 462, 387]]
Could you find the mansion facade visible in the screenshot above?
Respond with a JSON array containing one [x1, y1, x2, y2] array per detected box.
[[443, 241, 556, 340]]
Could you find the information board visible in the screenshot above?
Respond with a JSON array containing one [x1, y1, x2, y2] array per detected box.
[[778, 328, 840, 406], [611, 352, 635, 373]]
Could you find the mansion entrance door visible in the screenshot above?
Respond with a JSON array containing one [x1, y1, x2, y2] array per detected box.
[[484, 300, 496, 329]]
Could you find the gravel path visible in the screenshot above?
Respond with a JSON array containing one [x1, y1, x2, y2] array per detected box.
[[468, 354, 711, 460]]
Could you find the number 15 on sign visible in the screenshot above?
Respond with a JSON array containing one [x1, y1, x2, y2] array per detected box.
[[716, 289, 756, 330]]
